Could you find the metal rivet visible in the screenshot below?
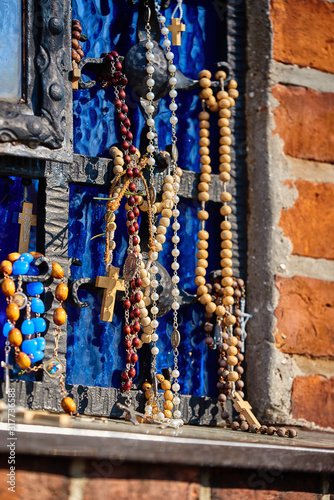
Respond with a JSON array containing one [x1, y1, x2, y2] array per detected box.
[[27, 118, 42, 135], [49, 83, 64, 101], [49, 17, 63, 34]]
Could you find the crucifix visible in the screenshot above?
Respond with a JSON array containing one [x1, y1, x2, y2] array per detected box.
[[96, 266, 125, 322], [232, 391, 261, 427], [18, 202, 37, 253], [168, 18, 186, 46], [1, 354, 13, 395]]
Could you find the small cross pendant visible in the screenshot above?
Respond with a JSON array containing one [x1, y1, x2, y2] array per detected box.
[[232, 392, 261, 427], [18, 202, 37, 253], [168, 18, 186, 46], [96, 266, 125, 322]]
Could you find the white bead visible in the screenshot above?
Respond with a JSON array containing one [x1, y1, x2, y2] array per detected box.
[[173, 410, 182, 418], [151, 279, 158, 288], [148, 157, 155, 165], [157, 412, 165, 421], [172, 235, 180, 244], [151, 346, 159, 355], [172, 370, 180, 379], [172, 288, 180, 296], [145, 408, 152, 415], [151, 333, 159, 342], [146, 52, 155, 61], [150, 251, 158, 261], [172, 275, 180, 284], [172, 222, 180, 231], [155, 242, 162, 252], [172, 301, 180, 310], [168, 64, 176, 73], [151, 292, 159, 301], [166, 52, 174, 60], [174, 182, 180, 190], [146, 41, 154, 50], [171, 262, 179, 271], [145, 404, 152, 411], [147, 118, 155, 127], [146, 91, 155, 101], [151, 319, 159, 328], [174, 195, 180, 204], [173, 209, 180, 217], [158, 15, 166, 23], [147, 105, 155, 114], [169, 89, 177, 98], [172, 383, 181, 392], [151, 306, 159, 315], [161, 27, 169, 36], [173, 397, 180, 405], [147, 131, 155, 140], [169, 102, 178, 111], [170, 116, 178, 125], [163, 39, 171, 47], [172, 248, 180, 257], [147, 144, 155, 153], [151, 225, 157, 234], [147, 78, 155, 87], [169, 77, 177, 86], [151, 265, 158, 274], [147, 65, 155, 74]]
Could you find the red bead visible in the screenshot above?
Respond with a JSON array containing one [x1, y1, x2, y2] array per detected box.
[[100, 52, 108, 57], [115, 61, 122, 70], [133, 235, 139, 246], [129, 366, 136, 377], [125, 349, 133, 363], [115, 71, 123, 80], [135, 279, 142, 289], [111, 50, 119, 58], [124, 154, 131, 164], [134, 195, 139, 203], [133, 221, 139, 232], [123, 325, 131, 335], [120, 125, 127, 135], [130, 294, 136, 304], [133, 308, 141, 318], [129, 182, 136, 193], [124, 380, 132, 391], [124, 339, 132, 349], [133, 206, 140, 217], [133, 167, 140, 178], [97, 75, 103, 82], [126, 131, 133, 141], [121, 371, 129, 381], [128, 196, 135, 206], [129, 311, 135, 321], [128, 225, 135, 235], [119, 90, 126, 99], [131, 280, 136, 289], [121, 77, 128, 86], [127, 210, 135, 220], [131, 353, 138, 364], [105, 54, 114, 61], [122, 140, 129, 150], [129, 144, 136, 155], [115, 99, 122, 109], [132, 322, 141, 333], [110, 77, 117, 86], [123, 299, 131, 310], [118, 112, 125, 122], [126, 168, 133, 178], [132, 338, 140, 349], [124, 118, 131, 128], [121, 104, 128, 113]]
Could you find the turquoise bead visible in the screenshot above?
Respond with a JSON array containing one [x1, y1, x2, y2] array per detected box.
[[28, 266, 39, 276], [21, 319, 35, 336], [3, 322, 14, 337], [32, 317, 46, 333], [26, 282, 44, 296], [19, 253, 34, 264], [12, 260, 29, 275], [21, 339, 38, 354], [31, 350, 44, 362], [36, 337, 46, 350], [31, 298, 45, 314]]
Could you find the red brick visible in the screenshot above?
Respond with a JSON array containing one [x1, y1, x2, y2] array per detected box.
[[278, 180, 334, 259], [275, 276, 334, 357], [272, 84, 334, 163], [0, 468, 69, 500], [212, 490, 321, 500], [292, 375, 334, 428], [271, 0, 334, 74]]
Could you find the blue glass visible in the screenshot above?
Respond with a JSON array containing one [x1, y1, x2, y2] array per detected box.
[[31, 350, 44, 362], [12, 260, 29, 275], [26, 282, 44, 296], [0, 0, 22, 102], [27, 266, 39, 276], [21, 320, 35, 336], [31, 298, 45, 314], [21, 339, 38, 355], [36, 337, 46, 350], [2, 322, 14, 337], [19, 253, 34, 264], [32, 317, 47, 334]]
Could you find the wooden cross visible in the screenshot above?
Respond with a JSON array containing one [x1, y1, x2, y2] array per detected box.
[[72, 61, 81, 91], [96, 266, 125, 322], [232, 392, 261, 427], [1, 355, 13, 395], [18, 202, 37, 253], [168, 18, 186, 46]]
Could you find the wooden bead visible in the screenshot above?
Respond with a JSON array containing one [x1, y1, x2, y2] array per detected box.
[[141, 333, 152, 343], [227, 336, 238, 346], [220, 220, 231, 230], [201, 165, 212, 174], [200, 155, 211, 165], [113, 156, 124, 166], [161, 380, 171, 391], [221, 230, 232, 240], [198, 230, 209, 240], [199, 77, 211, 88], [219, 172, 231, 183], [209, 103, 219, 112], [195, 276, 206, 286], [199, 120, 210, 129], [221, 240, 233, 250], [218, 118, 229, 128], [227, 371, 239, 382], [220, 205, 232, 216], [219, 108, 231, 118], [141, 317, 151, 327], [199, 147, 210, 157], [195, 267, 206, 277], [61, 397, 76, 414], [206, 302, 216, 314], [228, 79, 238, 89], [199, 293, 211, 305], [221, 258, 233, 268], [221, 267, 233, 277], [164, 410, 172, 419], [220, 192, 232, 203], [113, 165, 123, 175], [217, 90, 228, 100], [227, 345, 238, 356], [219, 145, 230, 154], [156, 234, 166, 245], [197, 259, 208, 268], [161, 209, 172, 218], [55, 283, 68, 302], [16, 352, 31, 370], [52, 262, 64, 279], [198, 182, 209, 192], [8, 328, 22, 347], [227, 355, 238, 366], [197, 210, 209, 221], [223, 296, 234, 306], [7, 253, 21, 263], [215, 70, 226, 80], [198, 111, 210, 120], [197, 240, 209, 250], [163, 199, 174, 209], [228, 97, 235, 107], [162, 192, 174, 202], [163, 182, 174, 192], [219, 98, 231, 109], [1, 279, 16, 297], [54, 307, 67, 325], [220, 136, 232, 146], [219, 163, 231, 173], [164, 390, 173, 400], [0, 260, 13, 275], [220, 249, 233, 259], [216, 305, 226, 316], [199, 137, 210, 147], [197, 250, 209, 260], [206, 96, 216, 106], [30, 252, 44, 259], [197, 285, 208, 296], [6, 303, 19, 322], [200, 173, 211, 183], [199, 128, 210, 138], [198, 70, 212, 79], [142, 381, 151, 391], [164, 400, 173, 410], [225, 315, 236, 326], [219, 153, 231, 163], [159, 217, 170, 227], [200, 87, 213, 99], [198, 192, 210, 202], [228, 88, 239, 99]]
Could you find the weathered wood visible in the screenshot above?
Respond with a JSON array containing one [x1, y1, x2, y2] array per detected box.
[[18, 202, 37, 253]]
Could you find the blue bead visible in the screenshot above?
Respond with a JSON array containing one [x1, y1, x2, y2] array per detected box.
[[21, 319, 35, 336], [36, 337, 46, 350], [28, 266, 39, 276], [32, 317, 46, 334], [31, 298, 45, 314], [21, 339, 38, 355], [31, 350, 44, 362], [3, 322, 14, 337], [26, 282, 44, 296], [12, 260, 29, 275], [19, 253, 34, 263]]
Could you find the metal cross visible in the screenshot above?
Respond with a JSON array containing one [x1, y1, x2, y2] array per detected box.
[[232, 392, 261, 427], [167, 18, 186, 46], [18, 202, 37, 253], [117, 403, 182, 429], [1, 353, 13, 395], [96, 266, 125, 322]]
